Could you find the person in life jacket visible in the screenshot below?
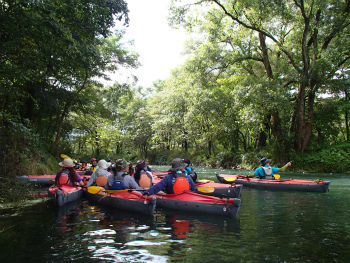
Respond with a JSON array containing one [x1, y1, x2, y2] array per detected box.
[[134, 160, 154, 188], [55, 158, 85, 186], [78, 161, 88, 172], [86, 159, 112, 188], [183, 159, 198, 182], [108, 159, 144, 190], [144, 158, 196, 195], [253, 157, 292, 179]]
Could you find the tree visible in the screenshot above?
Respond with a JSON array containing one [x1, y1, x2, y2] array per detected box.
[[169, 0, 350, 152], [0, 0, 139, 154]]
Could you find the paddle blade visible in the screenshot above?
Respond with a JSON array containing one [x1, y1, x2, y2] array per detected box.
[[197, 179, 214, 183], [87, 186, 103, 194], [197, 186, 215, 193], [60, 154, 72, 160], [225, 177, 237, 182], [273, 174, 281, 179]]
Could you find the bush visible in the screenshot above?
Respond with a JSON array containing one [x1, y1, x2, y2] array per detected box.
[[295, 143, 350, 173], [215, 152, 242, 169]]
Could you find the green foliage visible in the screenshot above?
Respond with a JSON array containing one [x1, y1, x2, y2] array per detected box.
[[215, 152, 242, 169], [0, 113, 59, 178], [0, 177, 37, 203], [295, 143, 350, 173]]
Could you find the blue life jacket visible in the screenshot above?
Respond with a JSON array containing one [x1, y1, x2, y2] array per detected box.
[[111, 172, 127, 190]]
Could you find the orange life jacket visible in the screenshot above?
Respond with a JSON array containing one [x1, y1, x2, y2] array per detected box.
[[138, 172, 152, 188], [172, 173, 190, 194], [95, 176, 108, 187]]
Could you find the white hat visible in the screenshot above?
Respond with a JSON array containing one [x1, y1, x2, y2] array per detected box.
[[98, 159, 111, 170], [59, 158, 74, 168]]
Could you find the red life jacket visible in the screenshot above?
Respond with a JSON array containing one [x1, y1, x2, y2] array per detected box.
[[58, 171, 70, 185], [172, 173, 190, 194]]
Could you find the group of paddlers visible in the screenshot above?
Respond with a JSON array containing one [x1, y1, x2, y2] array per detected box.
[[55, 157, 198, 195]]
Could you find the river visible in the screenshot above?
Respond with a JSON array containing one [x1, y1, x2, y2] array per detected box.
[[1, 167, 349, 263]]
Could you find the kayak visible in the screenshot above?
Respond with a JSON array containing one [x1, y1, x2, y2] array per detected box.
[[17, 174, 91, 186], [195, 180, 243, 198], [84, 188, 157, 216], [216, 174, 330, 193], [154, 191, 241, 218], [47, 184, 83, 206], [152, 173, 242, 198], [17, 175, 57, 185]]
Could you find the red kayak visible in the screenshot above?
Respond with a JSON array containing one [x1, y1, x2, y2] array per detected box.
[[17, 174, 91, 185], [154, 191, 241, 218], [48, 184, 83, 206], [216, 173, 330, 193], [152, 172, 242, 198], [84, 187, 156, 215]]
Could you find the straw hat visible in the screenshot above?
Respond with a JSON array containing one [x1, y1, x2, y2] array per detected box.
[[59, 158, 74, 168]]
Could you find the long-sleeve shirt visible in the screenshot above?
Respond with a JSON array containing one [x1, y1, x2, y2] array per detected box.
[[108, 171, 144, 190], [86, 168, 111, 188]]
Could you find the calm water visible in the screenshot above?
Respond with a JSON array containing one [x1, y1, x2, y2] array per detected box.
[[1, 167, 349, 263]]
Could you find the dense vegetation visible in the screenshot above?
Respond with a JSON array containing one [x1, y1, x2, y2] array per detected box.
[[1, 0, 350, 196]]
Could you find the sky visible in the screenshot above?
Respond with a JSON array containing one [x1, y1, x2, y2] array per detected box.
[[110, 0, 188, 88]]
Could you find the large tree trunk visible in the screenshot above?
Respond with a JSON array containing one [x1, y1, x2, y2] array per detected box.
[[259, 33, 282, 140]]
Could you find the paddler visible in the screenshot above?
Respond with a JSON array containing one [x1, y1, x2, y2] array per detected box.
[[143, 158, 196, 195], [252, 157, 292, 179], [55, 158, 85, 187]]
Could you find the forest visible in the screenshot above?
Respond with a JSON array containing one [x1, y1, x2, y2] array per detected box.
[[1, 0, 350, 181]]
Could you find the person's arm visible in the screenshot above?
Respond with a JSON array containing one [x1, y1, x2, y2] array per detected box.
[[253, 167, 261, 178], [188, 176, 196, 192], [125, 176, 144, 190], [55, 171, 61, 184], [146, 176, 169, 195], [107, 173, 115, 187], [86, 173, 96, 187], [75, 174, 85, 186], [278, 162, 292, 172], [146, 171, 154, 184]]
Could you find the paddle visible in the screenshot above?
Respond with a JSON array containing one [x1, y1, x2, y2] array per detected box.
[[273, 174, 281, 180], [224, 176, 237, 182], [197, 179, 214, 183], [60, 154, 72, 160], [60, 153, 79, 165], [87, 186, 145, 194], [197, 186, 216, 193]]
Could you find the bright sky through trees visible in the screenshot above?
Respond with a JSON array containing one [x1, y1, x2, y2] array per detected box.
[[110, 0, 188, 88]]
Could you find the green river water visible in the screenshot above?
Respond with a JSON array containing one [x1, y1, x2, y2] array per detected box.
[[0, 166, 349, 263]]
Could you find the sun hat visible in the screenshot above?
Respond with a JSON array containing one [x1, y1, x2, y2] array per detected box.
[[136, 160, 148, 170], [168, 158, 188, 172], [183, 159, 191, 165], [260, 157, 271, 166], [98, 159, 111, 170], [59, 158, 74, 168], [115, 159, 131, 171]]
